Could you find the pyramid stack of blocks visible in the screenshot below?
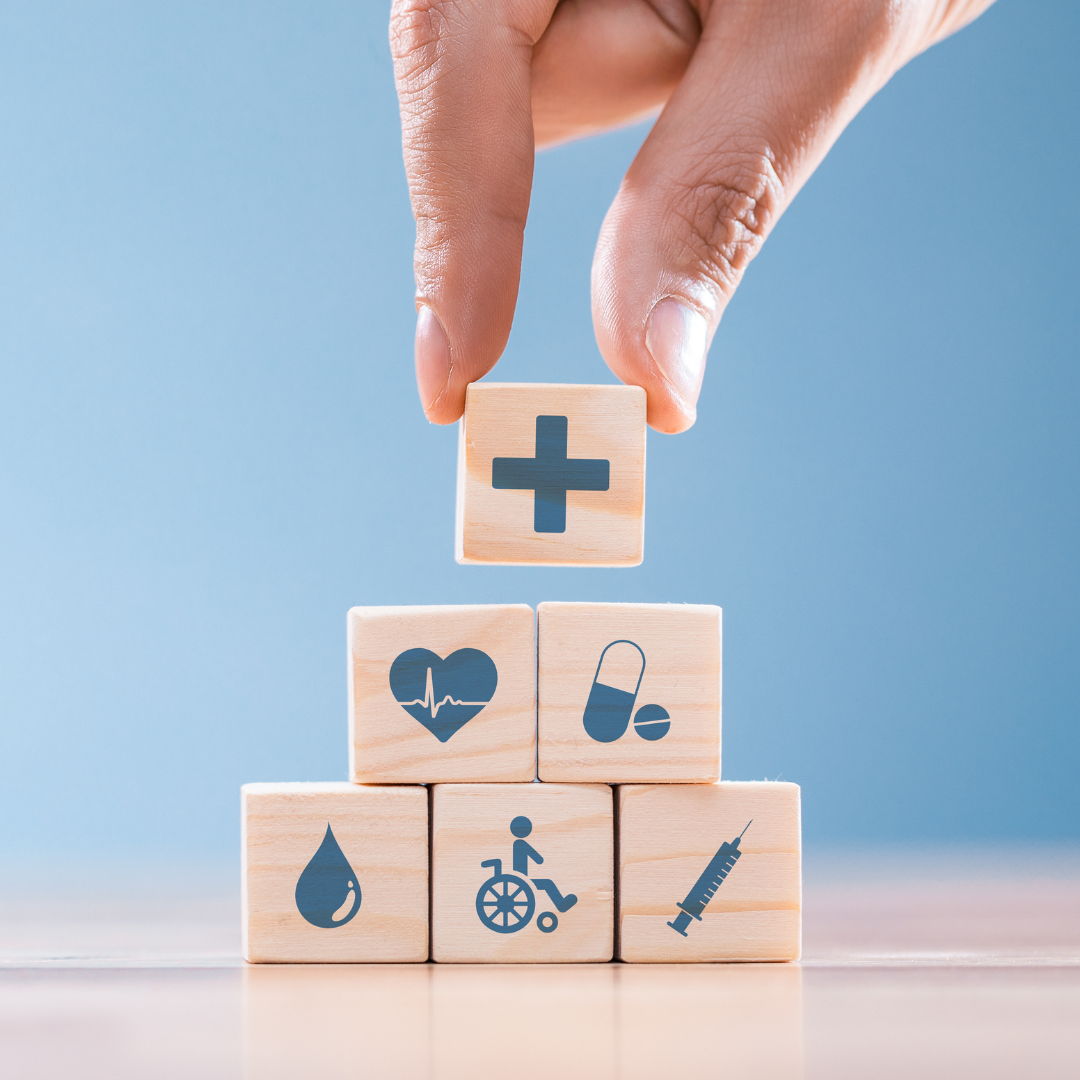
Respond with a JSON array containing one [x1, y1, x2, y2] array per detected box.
[[242, 384, 801, 964]]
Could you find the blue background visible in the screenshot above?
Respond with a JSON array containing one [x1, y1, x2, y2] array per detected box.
[[1, 1, 1076, 861]]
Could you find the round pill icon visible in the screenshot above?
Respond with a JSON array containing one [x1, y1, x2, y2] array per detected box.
[[582, 640, 645, 743], [632, 703, 670, 741]]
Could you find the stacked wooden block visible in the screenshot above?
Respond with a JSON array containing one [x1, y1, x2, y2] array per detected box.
[[242, 385, 801, 964]]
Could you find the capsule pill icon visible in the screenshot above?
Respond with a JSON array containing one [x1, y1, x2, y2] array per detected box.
[[582, 641, 646, 743]]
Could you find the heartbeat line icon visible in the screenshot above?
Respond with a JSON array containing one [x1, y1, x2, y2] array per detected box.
[[389, 646, 498, 742], [400, 666, 491, 720]]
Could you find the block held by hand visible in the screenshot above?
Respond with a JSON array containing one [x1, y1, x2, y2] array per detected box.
[[456, 383, 646, 566]]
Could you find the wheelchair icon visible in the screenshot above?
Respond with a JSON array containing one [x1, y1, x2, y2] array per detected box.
[[475, 859, 543, 933], [474, 816, 578, 935]]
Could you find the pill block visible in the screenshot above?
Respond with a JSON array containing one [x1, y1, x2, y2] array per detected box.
[[242, 781, 428, 963], [431, 782, 614, 963], [617, 781, 801, 962], [456, 383, 646, 566], [537, 602, 721, 782], [349, 604, 536, 783]]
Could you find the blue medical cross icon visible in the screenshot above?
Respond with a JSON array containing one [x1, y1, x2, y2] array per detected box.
[[491, 415, 610, 533]]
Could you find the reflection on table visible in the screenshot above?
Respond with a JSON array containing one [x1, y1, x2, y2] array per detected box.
[[243, 962, 803, 1080]]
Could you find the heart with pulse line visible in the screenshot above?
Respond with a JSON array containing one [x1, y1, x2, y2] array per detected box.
[[388, 647, 499, 743]]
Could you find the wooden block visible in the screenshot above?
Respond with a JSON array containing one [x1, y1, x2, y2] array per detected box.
[[431, 782, 614, 963], [349, 604, 536, 783], [242, 781, 428, 963], [617, 781, 801, 962], [456, 383, 646, 566], [537, 601, 721, 782]]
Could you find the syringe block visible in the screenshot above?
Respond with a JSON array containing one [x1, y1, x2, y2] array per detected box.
[[617, 782, 802, 963]]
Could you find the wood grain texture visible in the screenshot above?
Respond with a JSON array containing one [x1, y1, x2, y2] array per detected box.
[[617, 782, 801, 962], [349, 605, 536, 783], [456, 383, 646, 566], [537, 602, 721, 783], [431, 783, 614, 963], [242, 782, 428, 963]]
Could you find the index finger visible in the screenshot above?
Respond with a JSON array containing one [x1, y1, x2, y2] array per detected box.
[[391, 0, 557, 423]]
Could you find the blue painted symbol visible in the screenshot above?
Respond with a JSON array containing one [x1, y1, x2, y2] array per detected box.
[[633, 703, 671, 741], [491, 415, 610, 533], [295, 823, 361, 928], [475, 817, 577, 935], [389, 648, 498, 743], [583, 640, 671, 743], [668, 821, 752, 937]]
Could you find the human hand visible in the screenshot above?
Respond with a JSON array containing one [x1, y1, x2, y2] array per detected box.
[[392, 0, 993, 432]]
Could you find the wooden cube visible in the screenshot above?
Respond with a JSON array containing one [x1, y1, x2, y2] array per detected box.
[[617, 781, 801, 962], [456, 383, 646, 566], [349, 604, 536, 783], [431, 782, 614, 963], [242, 781, 428, 963], [537, 602, 721, 782]]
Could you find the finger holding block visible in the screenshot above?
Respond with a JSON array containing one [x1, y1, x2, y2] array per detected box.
[[431, 783, 614, 963], [617, 781, 802, 963], [538, 602, 721, 782], [242, 782, 428, 963], [349, 604, 537, 783], [456, 383, 646, 566]]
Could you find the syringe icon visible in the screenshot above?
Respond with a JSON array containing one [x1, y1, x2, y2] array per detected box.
[[667, 821, 752, 937]]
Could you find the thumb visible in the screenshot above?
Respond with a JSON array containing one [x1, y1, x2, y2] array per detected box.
[[592, 0, 939, 433]]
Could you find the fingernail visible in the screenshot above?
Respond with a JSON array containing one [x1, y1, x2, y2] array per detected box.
[[414, 305, 451, 415], [645, 297, 709, 412]]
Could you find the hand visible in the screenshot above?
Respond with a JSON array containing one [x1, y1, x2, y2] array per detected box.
[[391, 0, 993, 432]]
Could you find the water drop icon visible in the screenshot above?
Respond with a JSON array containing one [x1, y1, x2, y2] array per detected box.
[[295, 823, 361, 928]]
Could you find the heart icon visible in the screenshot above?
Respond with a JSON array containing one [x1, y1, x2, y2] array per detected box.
[[389, 648, 498, 743]]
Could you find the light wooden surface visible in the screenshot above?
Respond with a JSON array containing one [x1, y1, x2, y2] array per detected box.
[[618, 782, 801, 962], [242, 962, 803, 1079], [349, 604, 536, 783], [431, 782, 614, 963], [2, 846, 1078, 1078], [242, 782, 428, 963], [538, 602, 721, 782], [456, 383, 646, 566]]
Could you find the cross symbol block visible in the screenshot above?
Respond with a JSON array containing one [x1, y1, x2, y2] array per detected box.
[[491, 415, 610, 533], [456, 383, 645, 566]]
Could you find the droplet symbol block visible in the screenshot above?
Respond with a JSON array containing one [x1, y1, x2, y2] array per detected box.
[[295, 823, 361, 928]]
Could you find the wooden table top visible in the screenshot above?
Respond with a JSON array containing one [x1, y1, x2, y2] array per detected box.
[[1, 844, 1077, 1079]]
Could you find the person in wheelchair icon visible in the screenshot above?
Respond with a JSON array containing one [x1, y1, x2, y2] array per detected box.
[[475, 816, 578, 935]]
